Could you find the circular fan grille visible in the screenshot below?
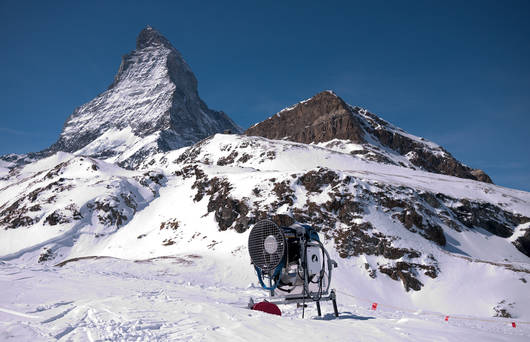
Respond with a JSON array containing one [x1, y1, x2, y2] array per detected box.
[[248, 220, 286, 273]]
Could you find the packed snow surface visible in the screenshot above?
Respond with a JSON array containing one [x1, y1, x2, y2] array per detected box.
[[1, 256, 528, 341]]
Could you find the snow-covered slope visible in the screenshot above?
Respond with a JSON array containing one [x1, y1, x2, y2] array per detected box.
[[0, 153, 163, 261], [1, 134, 528, 326]]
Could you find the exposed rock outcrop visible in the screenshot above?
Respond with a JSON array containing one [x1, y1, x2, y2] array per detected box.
[[246, 91, 365, 144]]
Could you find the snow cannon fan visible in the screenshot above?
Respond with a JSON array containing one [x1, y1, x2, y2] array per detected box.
[[248, 219, 286, 275], [247, 219, 339, 318]]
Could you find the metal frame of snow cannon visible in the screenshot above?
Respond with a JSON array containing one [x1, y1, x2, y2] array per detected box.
[[247, 220, 339, 317]]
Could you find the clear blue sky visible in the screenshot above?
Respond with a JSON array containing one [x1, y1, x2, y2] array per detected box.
[[1, 1, 529, 191]]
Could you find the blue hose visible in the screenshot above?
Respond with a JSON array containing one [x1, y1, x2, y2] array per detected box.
[[256, 261, 284, 291]]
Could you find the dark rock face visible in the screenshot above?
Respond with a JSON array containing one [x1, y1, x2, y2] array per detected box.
[[298, 169, 340, 193], [334, 222, 421, 260], [493, 300, 514, 318], [513, 228, 530, 257], [470, 169, 493, 183], [245, 90, 492, 183], [87, 198, 129, 228], [246, 91, 365, 144], [379, 262, 438, 292], [447, 199, 529, 238], [136, 25, 173, 50], [44, 210, 71, 226], [367, 125, 492, 183], [38, 248, 55, 263]]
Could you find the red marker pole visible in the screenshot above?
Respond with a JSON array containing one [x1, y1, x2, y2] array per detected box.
[[371, 303, 378, 311]]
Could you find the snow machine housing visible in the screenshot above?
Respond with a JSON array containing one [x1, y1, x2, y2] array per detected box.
[[248, 220, 339, 317]]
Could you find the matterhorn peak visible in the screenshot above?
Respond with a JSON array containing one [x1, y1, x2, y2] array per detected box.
[[136, 25, 173, 50], [43, 27, 241, 168]]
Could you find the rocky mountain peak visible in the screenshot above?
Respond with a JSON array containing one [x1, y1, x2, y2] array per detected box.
[[246, 90, 365, 144], [136, 25, 173, 50], [295, 90, 352, 121], [43, 27, 241, 168], [246, 90, 493, 183], [111, 25, 197, 95], [285, 90, 350, 118]]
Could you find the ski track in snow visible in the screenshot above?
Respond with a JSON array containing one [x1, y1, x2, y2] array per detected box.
[[0, 308, 40, 319], [0, 257, 528, 342]]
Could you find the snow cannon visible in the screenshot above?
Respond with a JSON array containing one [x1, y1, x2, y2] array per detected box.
[[247, 219, 339, 317]]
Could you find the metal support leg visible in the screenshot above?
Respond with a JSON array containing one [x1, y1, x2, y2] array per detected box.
[[331, 289, 339, 317], [316, 301, 322, 317]]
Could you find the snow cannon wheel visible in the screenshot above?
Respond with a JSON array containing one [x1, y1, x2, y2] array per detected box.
[[251, 301, 282, 316]]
